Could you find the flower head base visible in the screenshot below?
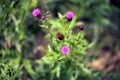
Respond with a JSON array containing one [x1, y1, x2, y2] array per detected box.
[[66, 11, 74, 21], [32, 8, 41, 17], [61, 46, 70, 54]]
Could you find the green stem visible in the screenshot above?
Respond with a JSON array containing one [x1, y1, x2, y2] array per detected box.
[[88, 24, 99, 48]]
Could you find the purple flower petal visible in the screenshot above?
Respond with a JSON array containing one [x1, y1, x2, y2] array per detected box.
[[66, 11, 74, 19], [32, 8, 41, 17], [61, 46, 70, 54]]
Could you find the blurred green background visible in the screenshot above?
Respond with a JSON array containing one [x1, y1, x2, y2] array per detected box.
[[0, 0, 120, 80]]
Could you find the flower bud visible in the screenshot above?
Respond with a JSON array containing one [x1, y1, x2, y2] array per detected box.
[[46, 11, 50, 15], [65, 11, 74, 21], [79, 25, 84, 30], [41, 16, 45, 20], [56, 32, 64, 40]]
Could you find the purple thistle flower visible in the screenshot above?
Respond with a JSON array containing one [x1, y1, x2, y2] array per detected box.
[[61, 46, 70, 54], [66, 11, 74, 21], [32, 8, 41, 17]]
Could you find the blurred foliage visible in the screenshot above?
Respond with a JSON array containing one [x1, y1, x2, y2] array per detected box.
[[108, 72, 120, 80], [0, 62, 22, 80], [0, 0, 120, 80], [47, 0, 111, 24], [0, 0, 36, 79]]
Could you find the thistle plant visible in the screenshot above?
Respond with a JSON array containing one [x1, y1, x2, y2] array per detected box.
[[32, 9, 101, 80], [0, 62, 22, 80]]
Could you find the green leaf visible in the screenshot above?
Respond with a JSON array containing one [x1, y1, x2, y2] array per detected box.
[[48, 45, 53, 52], [69, 16, 77, 28], [75, 22, 84, 26], [23, 59, 35, 75], [58, 13, 64, 19]]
